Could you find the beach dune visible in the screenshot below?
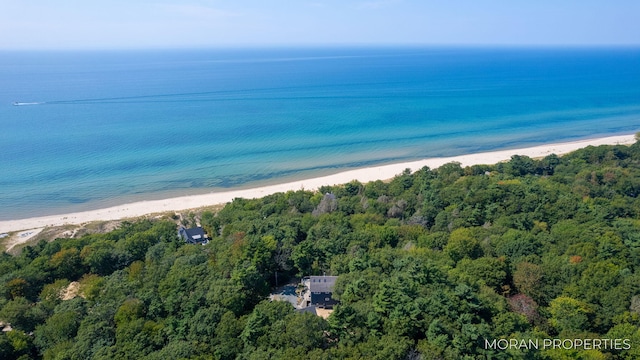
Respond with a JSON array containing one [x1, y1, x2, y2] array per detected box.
[[0, 134, 635, 234]]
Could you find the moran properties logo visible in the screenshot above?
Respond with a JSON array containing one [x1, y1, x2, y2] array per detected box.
[[484, 338, 632, 351]]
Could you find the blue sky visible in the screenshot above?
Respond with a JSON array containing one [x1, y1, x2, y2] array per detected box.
[[1, 1, 639, 49]]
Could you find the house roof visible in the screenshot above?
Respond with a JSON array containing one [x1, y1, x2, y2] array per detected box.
[[309, 276, 338, 293], [180, 226, 207, 242]]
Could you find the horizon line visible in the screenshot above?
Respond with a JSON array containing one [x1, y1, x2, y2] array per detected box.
[[2, 43, 640, 52]]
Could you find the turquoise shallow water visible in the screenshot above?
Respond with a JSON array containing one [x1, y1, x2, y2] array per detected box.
[[0, 47, 639, 220]]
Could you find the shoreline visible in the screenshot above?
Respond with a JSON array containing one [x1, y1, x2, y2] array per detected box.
[[0, 134, 636, 234]]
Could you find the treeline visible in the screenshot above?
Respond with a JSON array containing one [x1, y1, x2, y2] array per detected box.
[[2, 140, 640, 359]]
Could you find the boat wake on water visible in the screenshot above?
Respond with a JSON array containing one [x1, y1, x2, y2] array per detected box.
[[12, 102, 43, 106], [10, 85, 364, 107]]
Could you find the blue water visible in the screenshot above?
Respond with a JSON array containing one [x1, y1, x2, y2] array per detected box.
[[1, 47, 639, 220]]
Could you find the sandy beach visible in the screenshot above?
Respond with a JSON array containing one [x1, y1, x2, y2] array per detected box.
[[0, 134, 635, 234]]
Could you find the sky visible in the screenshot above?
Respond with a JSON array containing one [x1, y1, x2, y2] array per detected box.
[[1, 1, 639, 49]]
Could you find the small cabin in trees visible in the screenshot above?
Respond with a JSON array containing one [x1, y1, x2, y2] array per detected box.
[[179, 226, 209, 245], [309, 275, 338, 308]]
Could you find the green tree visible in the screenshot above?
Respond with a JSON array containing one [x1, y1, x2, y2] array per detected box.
[[444, 228, 483, 263], [49, 248, 84, 280], [0, 297, 43, 332], [80, 240, 120, 275], [449, 257, 507, 293], [548, 296, 593, 334], [34, 310, 82, 350], [214, 311, 245, 360]]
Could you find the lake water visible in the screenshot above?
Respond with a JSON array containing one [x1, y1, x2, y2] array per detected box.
[[0, 47, 639, 220]]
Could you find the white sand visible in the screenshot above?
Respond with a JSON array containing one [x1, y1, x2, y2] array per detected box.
[[0, 134, 635, 234], [4, 228, 44, 252]]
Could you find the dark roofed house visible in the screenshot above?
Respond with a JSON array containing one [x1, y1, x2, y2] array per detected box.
[[179, 226, 209, 245], [309, 275, 338, 309]]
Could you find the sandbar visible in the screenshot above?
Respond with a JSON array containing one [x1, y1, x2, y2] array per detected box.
[[0, 134, 635, 234]]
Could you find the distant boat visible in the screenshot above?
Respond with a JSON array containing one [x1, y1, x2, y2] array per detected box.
[[13, 102, 40, 106]]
